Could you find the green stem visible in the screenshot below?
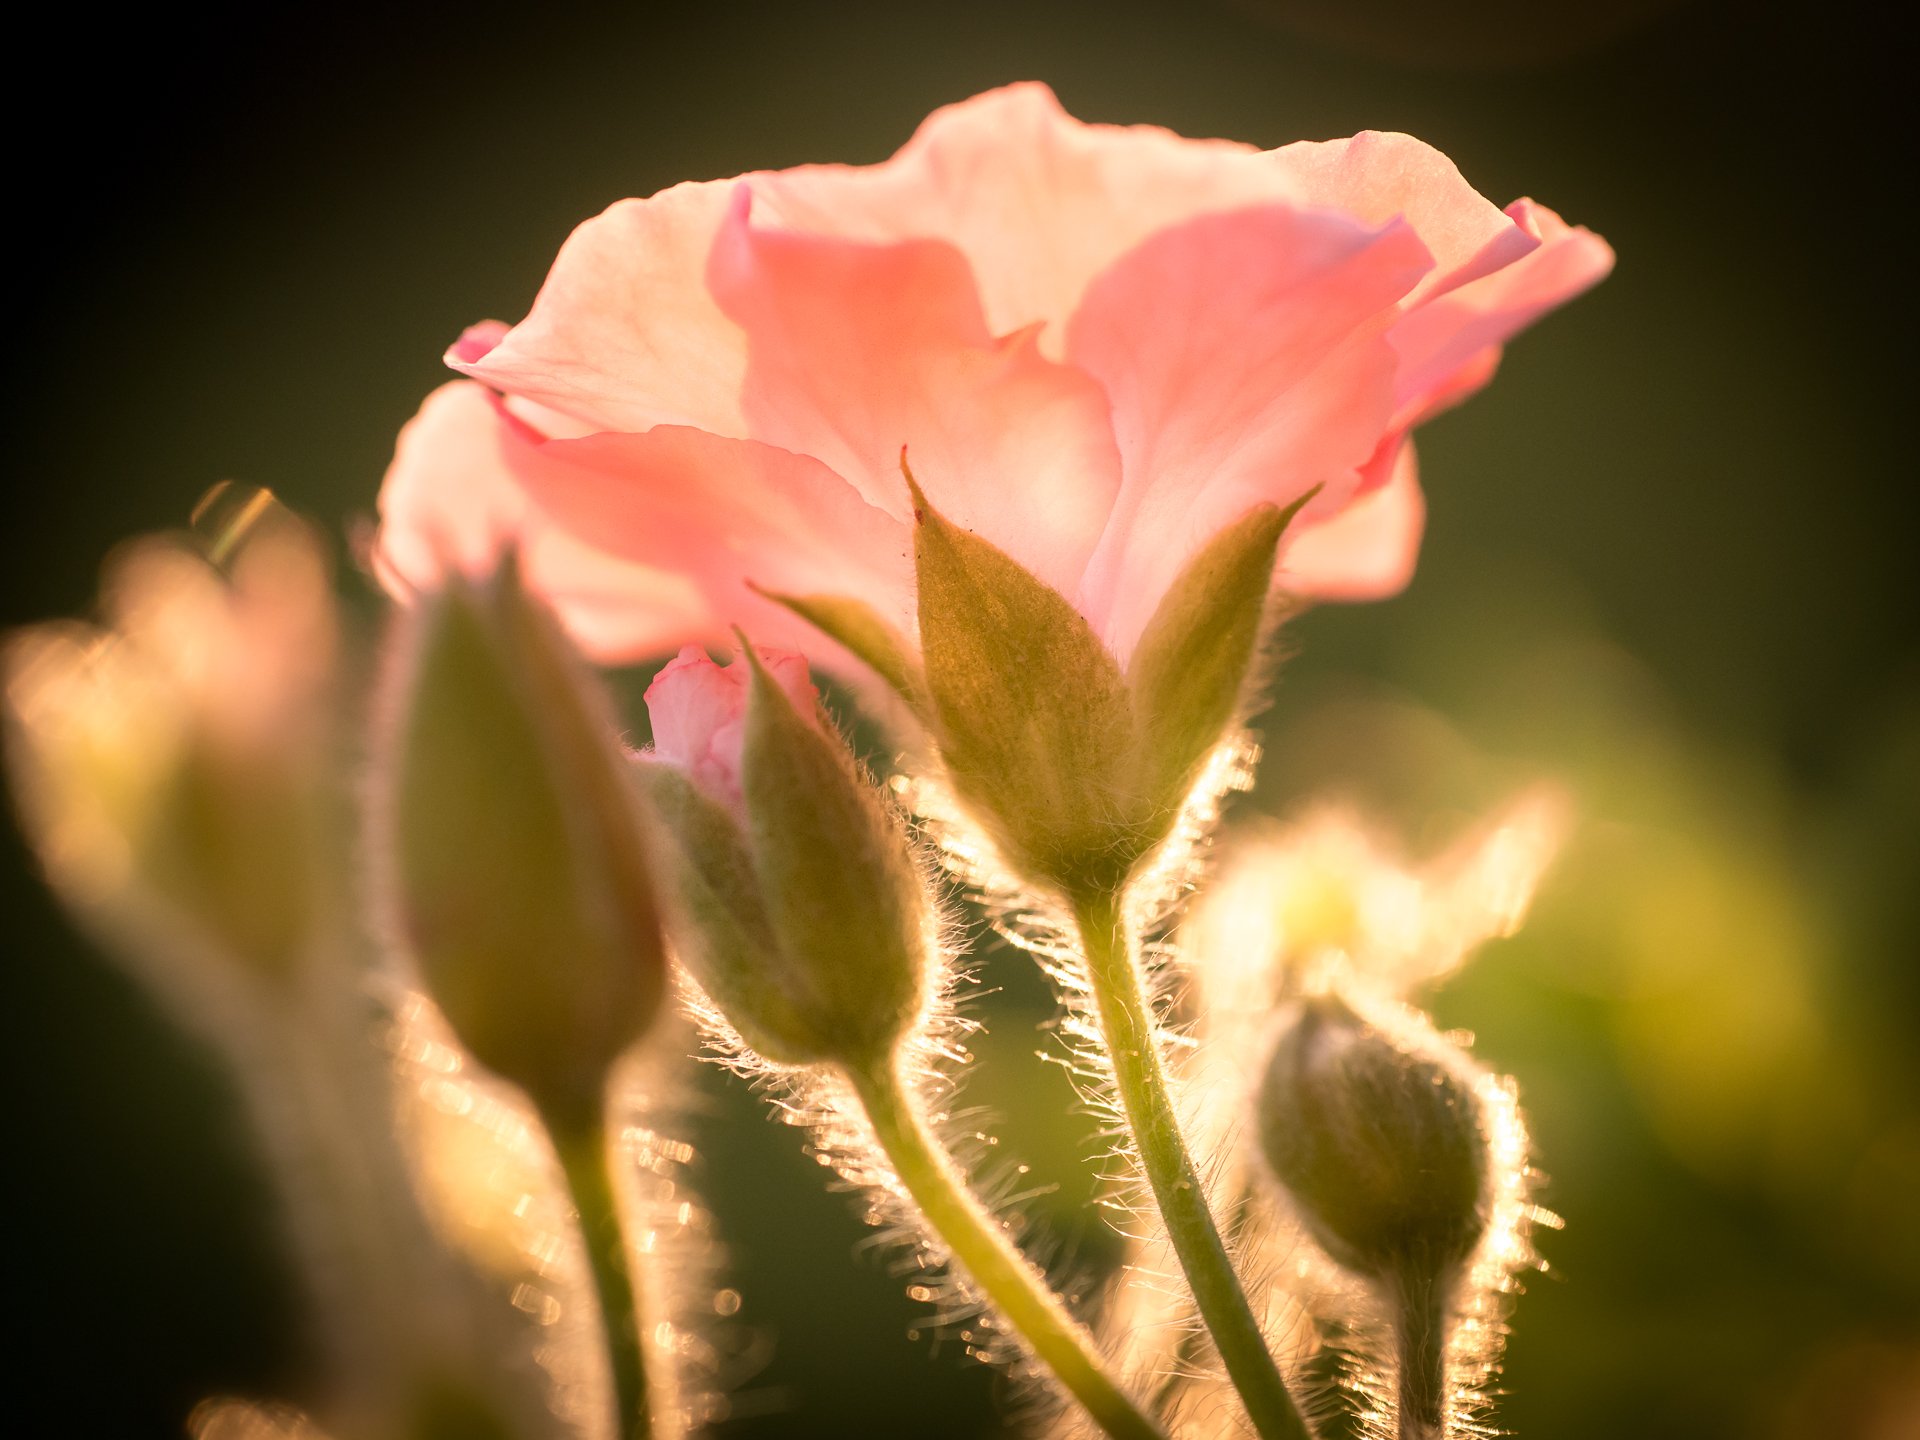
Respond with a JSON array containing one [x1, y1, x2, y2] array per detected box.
[[1392, 1268, 1449, 1440], [847, 1054, 1167, 1440], [1070, 887, 1313, 1440], [550, 1107, 653, 1440]]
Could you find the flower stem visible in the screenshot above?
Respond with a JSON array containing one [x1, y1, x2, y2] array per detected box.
[[549, 1106, 653, 1440], [1393, 1269, 1449, 1440], [1070, 886, 1313, 1440], [847, 1053, 1168, 1440]]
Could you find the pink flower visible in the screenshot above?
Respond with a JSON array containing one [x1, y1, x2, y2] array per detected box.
[[376, 83, 1610, 667], [643, 644, 817, 811]]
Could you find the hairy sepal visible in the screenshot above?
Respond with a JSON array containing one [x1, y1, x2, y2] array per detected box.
[[1125, 493, 1310, 828], [752, 585, 930, 721], [910, 476, 1137, 891], [738, 650, 929, 1069], [634, 761, 821, 1066], [910, 481, 1290, 894]]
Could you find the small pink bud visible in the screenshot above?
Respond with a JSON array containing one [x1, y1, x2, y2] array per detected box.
[[638, 641, 931, 1069], [643, 644, 817, 810]]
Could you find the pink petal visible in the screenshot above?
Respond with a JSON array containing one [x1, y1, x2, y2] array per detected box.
[[1067, 203, 1434, 659], [490, 409, 918, 657], [1262, 130, 1539, 303], [707, 186, 1122, 598], [1280, 442, 1427, 601], [644, 643, 818, 810], [1385, 199, 1616, 427], [447, 320, 509, 367], [373, 381, 710, 661], [392, 87, 1609, 672], [757, 648, 818, 713], [751, 88, 1561, 356], [644, 646, 744, 787], [454, 180, 751, 437], [752, 83, 1306, 349]]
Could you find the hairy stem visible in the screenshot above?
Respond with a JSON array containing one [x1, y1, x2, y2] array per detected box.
[[847, 1053, 1168, 1440], [550, 1107, 654, 1440], [1393, 1269, 1450, 1440], [1071, 887, 1313, 1440]]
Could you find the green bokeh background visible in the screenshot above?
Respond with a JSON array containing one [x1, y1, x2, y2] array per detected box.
[[3, 2, 1913, 1436]]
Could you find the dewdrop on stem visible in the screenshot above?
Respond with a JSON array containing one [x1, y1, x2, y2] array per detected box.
[[1256, 993, 1492, 1439]]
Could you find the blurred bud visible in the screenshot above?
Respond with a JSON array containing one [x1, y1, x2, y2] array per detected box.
[[640, 645, 930, 1070], [374, 556, 667, 1127], [1256, 993, 1490, 1283], [4, 496, 337, 979]]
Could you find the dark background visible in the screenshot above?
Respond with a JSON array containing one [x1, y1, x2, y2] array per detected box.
[[3, 2, 1914, 1436]]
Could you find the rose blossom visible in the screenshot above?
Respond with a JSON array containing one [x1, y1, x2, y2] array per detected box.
[[376, 83, 1611, 668], [643, 644, 817, 812]]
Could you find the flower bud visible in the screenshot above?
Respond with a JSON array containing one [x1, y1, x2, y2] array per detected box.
[[645, 643, 815, 813], [1255, 993, 1490, 1284], [1258, 995, 1501, 1438], [374, 557, 667, 1127], [639, 645, 930, 1070], [4, 501, 338, 981]]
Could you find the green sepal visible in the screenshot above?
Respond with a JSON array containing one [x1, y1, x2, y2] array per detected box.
[[750, 584, 930, 721], [632, 761, 821, 1065], [1124, 492, 1312, 828], [382, 557, 667, 1125], [908, 473, 1137, 891], [738, 648, 928, 1069]]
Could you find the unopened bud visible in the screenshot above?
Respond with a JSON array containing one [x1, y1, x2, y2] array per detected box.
[[374, 557, 667, 1126], [640, 645, 929, 1070], [1256, 993, 1490, 1283], [646, 644, 814, 814], [1258, 995, 1494, 1436]]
